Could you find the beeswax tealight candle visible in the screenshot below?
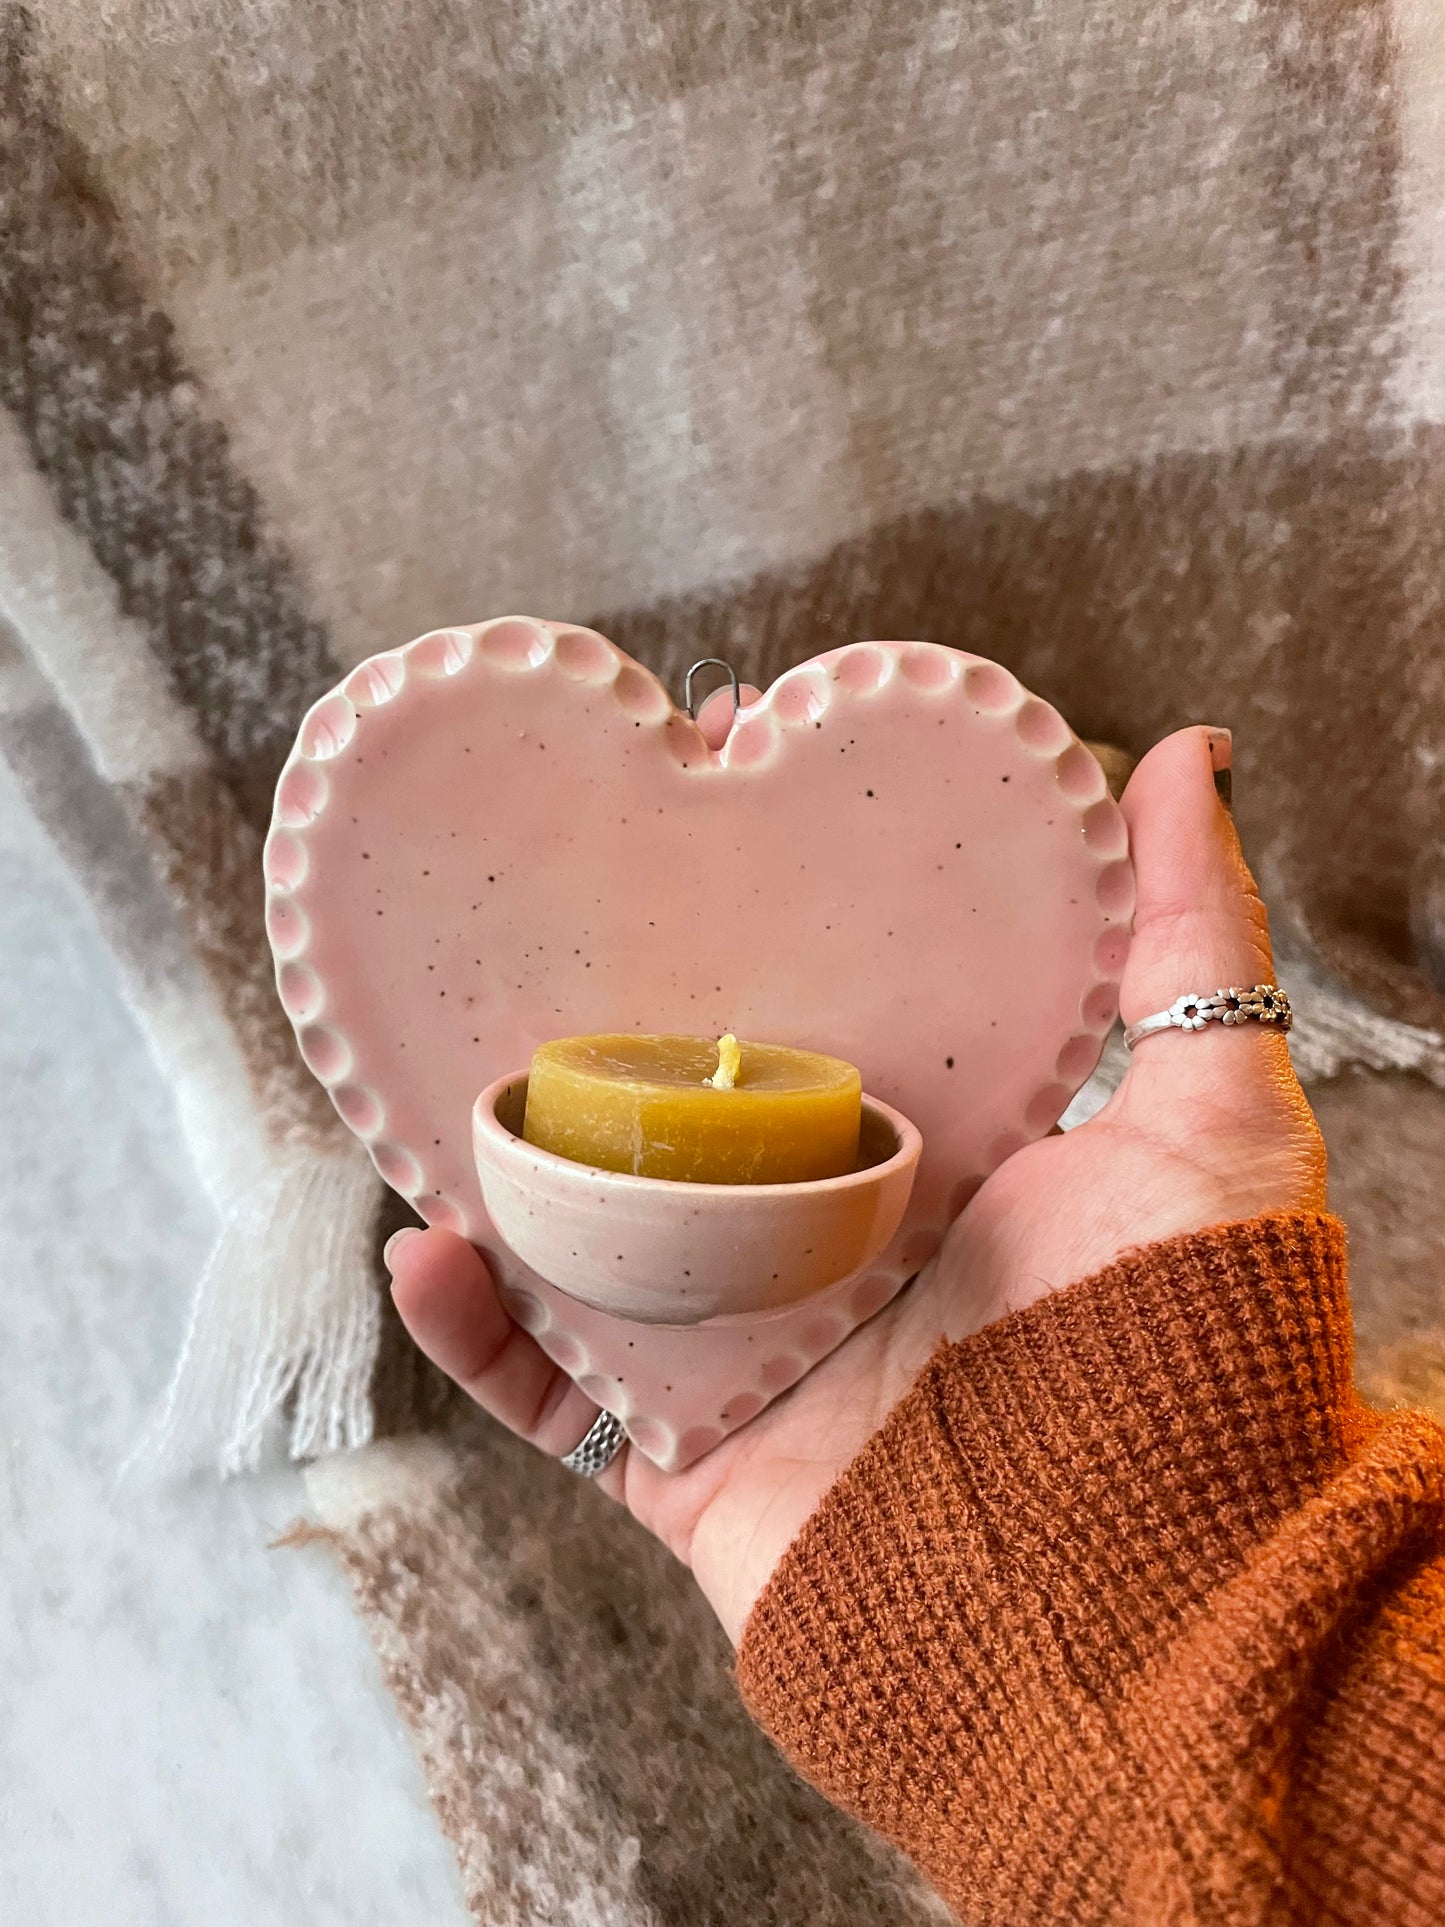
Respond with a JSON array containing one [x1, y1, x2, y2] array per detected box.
[[522, 1033, 862, 1184]]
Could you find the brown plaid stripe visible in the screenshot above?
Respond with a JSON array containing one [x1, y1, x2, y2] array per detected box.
[[2, 4, 1444, 1911]]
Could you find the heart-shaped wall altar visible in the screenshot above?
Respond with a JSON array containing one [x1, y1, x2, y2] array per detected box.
[[265, 620, 1133, 1468]]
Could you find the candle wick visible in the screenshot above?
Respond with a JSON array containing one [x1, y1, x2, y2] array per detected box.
[[705, 1033, 741, 1091]]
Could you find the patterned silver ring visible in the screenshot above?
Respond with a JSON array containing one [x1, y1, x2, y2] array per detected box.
[[1123, 983, 1293, 1051], [560, 1408, 627, 1477]]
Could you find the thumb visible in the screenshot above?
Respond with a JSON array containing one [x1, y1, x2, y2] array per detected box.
[[1114, 726, 1326, 1209], [1118, 726, 1283, 1099]]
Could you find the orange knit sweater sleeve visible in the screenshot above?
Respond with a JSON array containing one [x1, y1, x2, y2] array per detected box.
[[736, 1213, 1445, 1925]]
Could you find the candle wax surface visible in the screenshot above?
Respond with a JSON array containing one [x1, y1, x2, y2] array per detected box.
[[522, 1034, 863, 1184]]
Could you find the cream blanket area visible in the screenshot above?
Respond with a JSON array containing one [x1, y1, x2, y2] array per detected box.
[[2, 5, 1442, 1917]]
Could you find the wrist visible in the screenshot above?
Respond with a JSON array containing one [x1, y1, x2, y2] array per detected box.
[[737, 1213, 1350, 1860]]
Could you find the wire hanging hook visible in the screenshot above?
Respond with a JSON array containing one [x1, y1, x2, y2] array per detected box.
[[683, 658, 740, 724]]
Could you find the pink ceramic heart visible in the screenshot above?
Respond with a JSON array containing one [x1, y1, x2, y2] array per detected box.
[[265, 621, 1133, 1468]]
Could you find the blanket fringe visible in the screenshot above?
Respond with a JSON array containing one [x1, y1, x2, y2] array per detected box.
[[129, 1144, 382, 1478]]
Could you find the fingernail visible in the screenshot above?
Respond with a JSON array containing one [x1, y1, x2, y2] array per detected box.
[[1204, 727, 1233, 811], [383, 1227, 422, 1269]]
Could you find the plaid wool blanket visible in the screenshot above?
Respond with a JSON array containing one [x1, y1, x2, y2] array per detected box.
[[3, 4, 1444, 1915]]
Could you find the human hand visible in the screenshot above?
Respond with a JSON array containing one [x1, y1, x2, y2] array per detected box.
[[388, 724, 1326, 1644]]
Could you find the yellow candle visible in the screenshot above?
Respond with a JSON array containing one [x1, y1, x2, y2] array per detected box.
[[522, 1033, 862, 1183]]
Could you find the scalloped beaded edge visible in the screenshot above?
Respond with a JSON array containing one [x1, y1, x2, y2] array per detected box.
[[263, 621, 1134, 1284], [265, 618, 664, 1227], [725, 639, 1133, 1179], [498, 1256, 908, 1472]]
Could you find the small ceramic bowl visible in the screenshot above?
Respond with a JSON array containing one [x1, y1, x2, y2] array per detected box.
[[473, 1071, 921, 1325]]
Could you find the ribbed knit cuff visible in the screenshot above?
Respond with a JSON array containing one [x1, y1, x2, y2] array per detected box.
[[737, 1212, 1350, 1908]]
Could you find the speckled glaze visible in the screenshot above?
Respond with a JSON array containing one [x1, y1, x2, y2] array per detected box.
[[475, 1076, 920, 1321], [265, 619, 1134, 1469], [471, 1079, 923, 1467]]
